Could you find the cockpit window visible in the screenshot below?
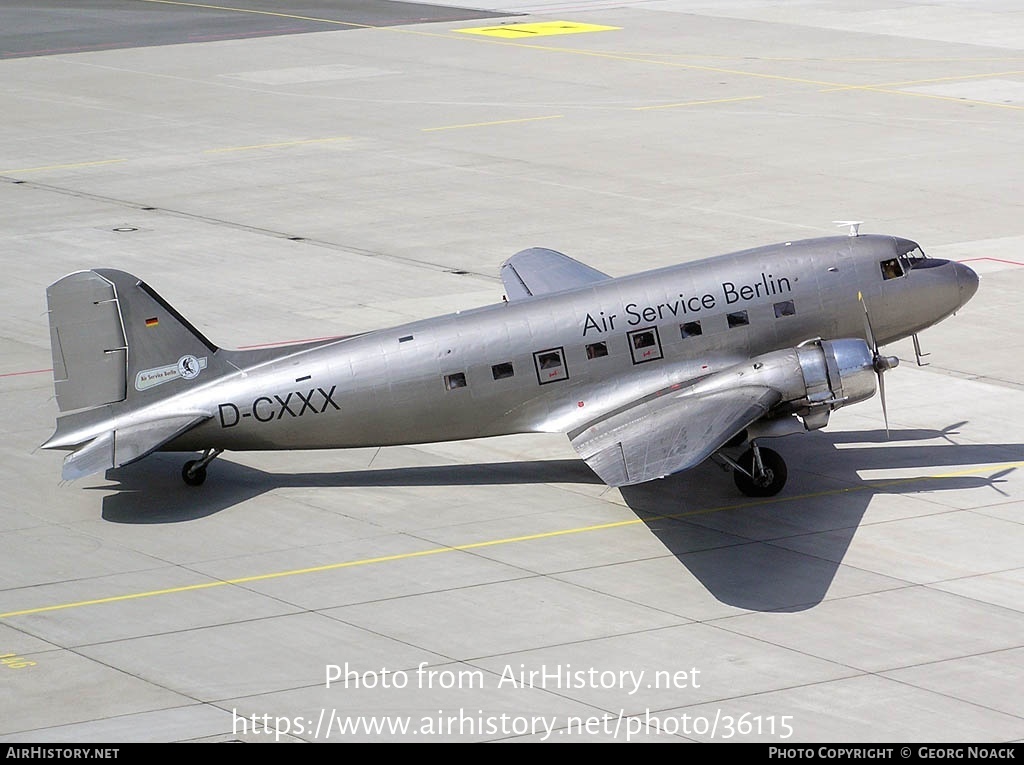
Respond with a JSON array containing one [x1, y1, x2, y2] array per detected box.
[[880, 257, 904, 280], [899, 245, 928, 271], [895, 238, 929, 271]]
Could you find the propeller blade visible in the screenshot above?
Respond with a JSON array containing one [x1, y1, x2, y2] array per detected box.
[[878, 368, 889, 439], [858, 290, 877, 350], [859, 290, 897, 437]]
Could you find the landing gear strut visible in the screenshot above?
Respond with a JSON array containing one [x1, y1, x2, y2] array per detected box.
[[181, 449, 223, 486], [718, 442, 788, 497]]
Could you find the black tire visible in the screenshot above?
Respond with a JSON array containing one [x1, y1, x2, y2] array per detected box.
[[182, 460, 207, 487], [733, 447, 787, 497]]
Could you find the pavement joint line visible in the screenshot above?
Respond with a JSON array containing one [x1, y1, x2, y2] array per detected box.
[[0, 176, 499, 278], [3, 460, 1020, 620]]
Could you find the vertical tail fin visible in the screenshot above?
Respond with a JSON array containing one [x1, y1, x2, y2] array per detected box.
[[47, 269, 222, 414], [43, 270, 226, 478]]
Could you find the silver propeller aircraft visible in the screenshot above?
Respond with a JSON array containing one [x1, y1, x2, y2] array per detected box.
[[41, 230, 978, 496]]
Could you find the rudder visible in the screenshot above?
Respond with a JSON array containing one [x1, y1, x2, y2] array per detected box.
[[47, 270, 128, 412]]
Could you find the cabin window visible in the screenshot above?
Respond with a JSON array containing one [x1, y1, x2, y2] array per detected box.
[[727, 310, 749, 328], [880, 258, 904, 280], [627, 327, 663, 364], [773, 300, 796, 318], [586, 341, 608, 359], [492, 362, 514, 380], [537, 351, 561, 369], [680, 321, 702, 338], [533, 347, 568, 384], [444, 372, 467, 390]]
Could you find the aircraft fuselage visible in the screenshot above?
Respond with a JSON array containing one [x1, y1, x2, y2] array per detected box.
[[160, 235, 974, 453]]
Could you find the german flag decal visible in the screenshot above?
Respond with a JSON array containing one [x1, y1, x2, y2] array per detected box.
[[145, 317, 159, 327]]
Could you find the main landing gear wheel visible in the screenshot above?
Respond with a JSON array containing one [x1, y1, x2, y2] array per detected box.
[[181, 448, 223, 487], [182, 460, 207, 486], [733, 445, 787, 497]]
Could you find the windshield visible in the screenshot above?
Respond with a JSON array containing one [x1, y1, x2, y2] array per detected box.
[[895, 238, 931, 271]]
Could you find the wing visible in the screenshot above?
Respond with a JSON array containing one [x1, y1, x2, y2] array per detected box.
[[500, 247, 611, 300], [568, 385, 781, 487]]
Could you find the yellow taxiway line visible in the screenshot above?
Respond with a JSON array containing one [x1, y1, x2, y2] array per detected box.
[[2, 459, 1020, 620], [633, 95, 763, 111], [1, 159, 126, 174], [204, 136, 352, 152], [422, 115, 563, 132]]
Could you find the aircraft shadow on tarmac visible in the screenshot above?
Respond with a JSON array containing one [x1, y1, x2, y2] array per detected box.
[[96, 423, 1017, 612]]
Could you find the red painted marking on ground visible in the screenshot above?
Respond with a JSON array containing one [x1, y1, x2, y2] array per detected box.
[[0, 368, 52, 378], [959, 257, 1024, 267], [237, 334, 349, 350]]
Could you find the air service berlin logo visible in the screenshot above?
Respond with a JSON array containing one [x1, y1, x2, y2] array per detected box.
[[135, 355, 208, 391], [178, 354, 201, 380]]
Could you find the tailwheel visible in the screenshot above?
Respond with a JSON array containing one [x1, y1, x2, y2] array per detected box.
[[732, 444, 787, 497], [181, 448, 223, 487]]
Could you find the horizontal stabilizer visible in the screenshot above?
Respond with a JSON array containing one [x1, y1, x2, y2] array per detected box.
[[61, 431, 115, 482], [59, 413, 211, 481], [569, 386, 780, 487], [500, 247, 610, 300]]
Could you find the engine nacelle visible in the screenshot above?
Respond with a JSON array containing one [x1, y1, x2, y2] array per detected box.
[[795, 338, 878, 412], [674, 338, 888, 437], [741, 338, 879, 432]]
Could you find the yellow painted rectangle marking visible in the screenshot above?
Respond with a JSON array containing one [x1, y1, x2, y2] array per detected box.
[[455, 21, 620, 39]]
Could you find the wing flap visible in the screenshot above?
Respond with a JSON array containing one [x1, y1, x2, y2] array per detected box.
[[500, 247, 610, 300], [59, 413, 211, 481], [570, 386, 780, 487]]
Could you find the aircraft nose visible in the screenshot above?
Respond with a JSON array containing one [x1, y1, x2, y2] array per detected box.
[[954, 261, 979, 306]]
